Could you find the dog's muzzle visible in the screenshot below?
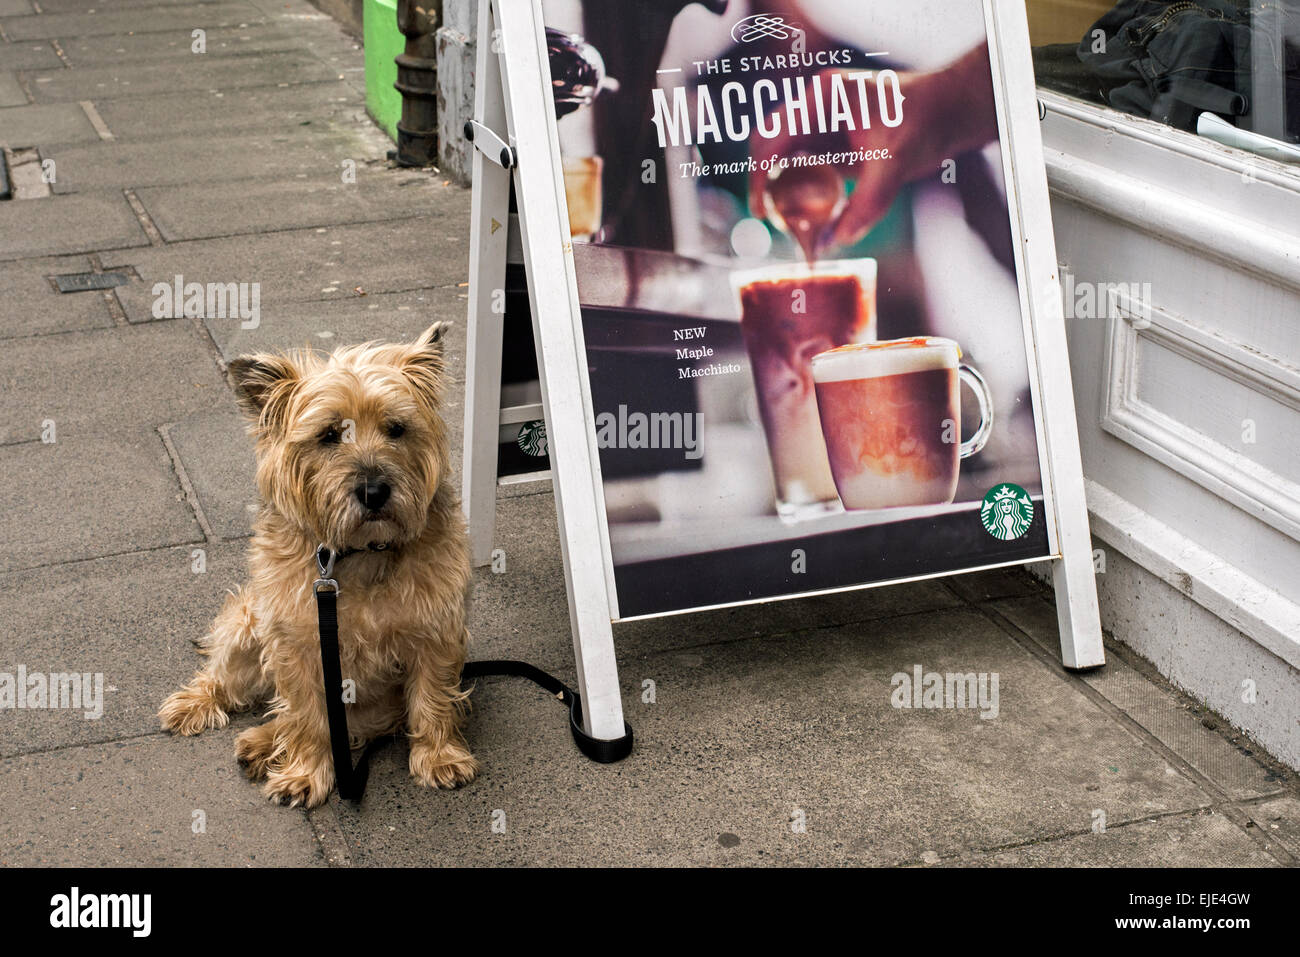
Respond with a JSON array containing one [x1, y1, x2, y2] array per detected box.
[[354, 477, 391, 513]]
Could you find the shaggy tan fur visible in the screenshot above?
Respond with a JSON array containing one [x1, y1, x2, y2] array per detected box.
[[159, 323, 476, 807]]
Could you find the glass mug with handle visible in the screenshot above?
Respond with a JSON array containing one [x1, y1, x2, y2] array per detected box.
[[811, 337, 994, 510], [730, 259, 878, 520]]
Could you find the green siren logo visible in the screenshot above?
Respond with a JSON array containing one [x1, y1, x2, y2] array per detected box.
[[518, 420, 548, 458], [981, 484, 1033, 541]]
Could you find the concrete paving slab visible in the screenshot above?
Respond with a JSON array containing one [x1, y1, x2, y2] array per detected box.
[[163, 407, 256, 540], [0, 41, 61, 71], [2, 3, 265, 41], [0, 429, 202, 573], [0, 101, 100, 148], [0, 322, 227, 445], [0, 542, 248, 756], [200, 286, 466, 362], [132, 171, 463, 242], [465, 493, 592, 669], [1243, 794, 1300, 858], [993, 595, 1287, 801], [55, 18, 354, 66], [0, 71, 29, 107], [37, 0, 235, 12], [1086, 545, 1300, 771], [0, 253, 114, 338], [0, 0, 34, 16], [0, 191, 148, 261], [327, 607, 1212, 866], [945, 565, 1045, 603], [240, 0, 335, 16], [112, 216, 470, 318], [21, 50, 337, 102], [950, 808, 1279, 866], [0, 733, 323, 866], [90, 80, 365, 140], [46, 128, 381, 192]]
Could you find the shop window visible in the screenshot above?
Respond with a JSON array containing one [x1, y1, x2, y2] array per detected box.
[[1029, 1, 1300, 163]]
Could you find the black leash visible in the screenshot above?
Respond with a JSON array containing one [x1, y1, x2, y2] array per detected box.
[[313, 546, 369, 800], [312, 545, 633, 803], [460, 659, 634, 765]]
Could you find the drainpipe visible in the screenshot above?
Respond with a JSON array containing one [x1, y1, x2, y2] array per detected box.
[[394, 0, 443, 166]]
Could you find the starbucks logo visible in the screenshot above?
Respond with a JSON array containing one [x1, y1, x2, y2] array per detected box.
[[518, 420, 548, 458], [731, 14, 800, 43], [981, 484, 1033, 541]]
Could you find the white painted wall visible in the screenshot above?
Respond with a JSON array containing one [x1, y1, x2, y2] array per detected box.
[[1039, 92, 1300, 769]]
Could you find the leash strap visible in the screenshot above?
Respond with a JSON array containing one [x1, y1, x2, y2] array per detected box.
[[314, 548, 369, 801], [313, 547, 633, 804], [461, 660, 634, 765]]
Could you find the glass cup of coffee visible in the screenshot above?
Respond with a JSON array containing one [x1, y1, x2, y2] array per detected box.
[[731, 260, 878, 519], [563, 155, 603, 241], [811, 337, 994, 511]]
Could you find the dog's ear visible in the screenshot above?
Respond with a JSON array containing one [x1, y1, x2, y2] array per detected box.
[[402, 323, 449, 402], [228, 354, 301, 428], [415, 322, 449, 356]]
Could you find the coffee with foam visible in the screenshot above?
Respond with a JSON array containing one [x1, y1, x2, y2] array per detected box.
[[811, 337, 961, 384], [811, 338, 991, 511]]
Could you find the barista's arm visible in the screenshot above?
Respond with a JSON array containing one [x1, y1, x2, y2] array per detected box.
[[748, 41, 999, 250]]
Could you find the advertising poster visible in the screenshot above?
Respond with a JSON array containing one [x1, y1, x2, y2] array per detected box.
[[539, 0, 1055, 619]]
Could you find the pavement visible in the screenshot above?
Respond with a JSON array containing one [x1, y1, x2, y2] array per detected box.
[[1, 0, 1298, 868]]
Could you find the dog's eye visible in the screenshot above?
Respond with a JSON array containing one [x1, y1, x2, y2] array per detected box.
[[320, 426, 342, 445], [386, 423, 406, 439]]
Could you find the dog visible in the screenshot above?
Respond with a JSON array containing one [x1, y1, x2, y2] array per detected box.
[[159, 322, 476, 807]]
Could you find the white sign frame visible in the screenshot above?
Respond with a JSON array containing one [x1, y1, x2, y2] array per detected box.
[[463, 0, 1104, 745]]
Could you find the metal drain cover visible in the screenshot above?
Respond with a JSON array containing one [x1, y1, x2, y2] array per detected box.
[[53, 272, 131, 293]]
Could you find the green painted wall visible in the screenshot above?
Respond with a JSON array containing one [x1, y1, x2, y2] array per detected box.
[[363, 0, 403, 142]]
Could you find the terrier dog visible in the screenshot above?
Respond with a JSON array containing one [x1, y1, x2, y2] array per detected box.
[[159, 323, 476, 807]]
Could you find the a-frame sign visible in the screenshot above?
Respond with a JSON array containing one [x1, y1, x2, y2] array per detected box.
[[463, 0, 1104, 748]]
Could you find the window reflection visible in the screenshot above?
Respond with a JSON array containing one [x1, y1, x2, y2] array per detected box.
[[1030, 1, 1300, 162]]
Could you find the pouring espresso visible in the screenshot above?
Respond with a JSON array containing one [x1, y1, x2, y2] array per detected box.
[[763, 160, 848, 264]]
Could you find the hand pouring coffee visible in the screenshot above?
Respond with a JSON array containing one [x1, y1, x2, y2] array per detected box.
[[762, 159, 848, 264]]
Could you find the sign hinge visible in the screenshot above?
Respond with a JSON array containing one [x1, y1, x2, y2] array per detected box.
[[464, 120, 517, 170]]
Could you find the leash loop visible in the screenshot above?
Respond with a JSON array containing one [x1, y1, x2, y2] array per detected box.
[[461, 660, 634, 764]]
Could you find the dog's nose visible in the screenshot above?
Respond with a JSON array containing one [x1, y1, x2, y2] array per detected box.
[[354, 479, 391, 512]]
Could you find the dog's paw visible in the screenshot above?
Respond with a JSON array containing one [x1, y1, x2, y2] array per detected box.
[[409, 740, 478, 789], [263, 764, 334, 808], [234, 724, 279, 781], [159, 687, 229, 736]]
